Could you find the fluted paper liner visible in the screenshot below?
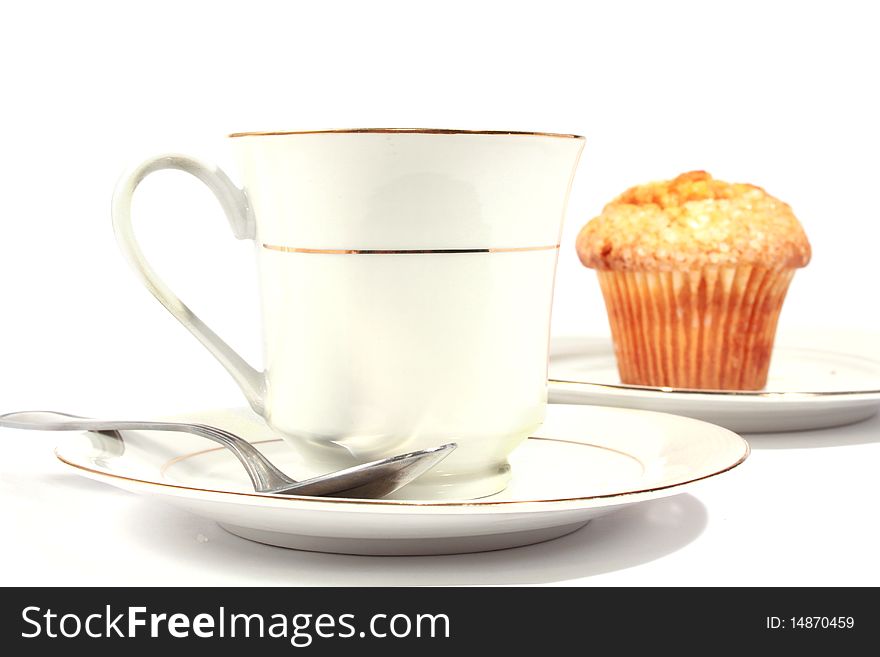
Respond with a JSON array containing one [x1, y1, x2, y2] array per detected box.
[[596, 266, 796, 390]]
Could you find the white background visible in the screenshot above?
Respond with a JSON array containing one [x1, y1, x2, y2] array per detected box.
[[1, 0, 879, 585]]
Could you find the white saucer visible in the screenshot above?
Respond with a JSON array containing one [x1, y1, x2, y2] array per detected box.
[[55, 404, 748, 556], [549, 337, 880, 433]]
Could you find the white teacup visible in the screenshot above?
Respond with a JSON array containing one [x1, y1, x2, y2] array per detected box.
[[112, 128, 584, 499]]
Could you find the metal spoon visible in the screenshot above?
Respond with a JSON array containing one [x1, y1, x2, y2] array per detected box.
[[0, 411, 456, 498]]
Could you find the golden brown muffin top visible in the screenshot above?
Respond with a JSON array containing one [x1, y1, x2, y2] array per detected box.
[[576, 171, 811, 271]]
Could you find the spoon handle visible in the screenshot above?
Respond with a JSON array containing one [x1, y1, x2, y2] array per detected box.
[[0, 410, 294, 491], [0, 410, 145, 432]]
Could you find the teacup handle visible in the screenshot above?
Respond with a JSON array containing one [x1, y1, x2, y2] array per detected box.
[[111, 153, 266, 415]]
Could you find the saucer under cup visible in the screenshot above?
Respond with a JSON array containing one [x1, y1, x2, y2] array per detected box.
[[56, 404, 749, 556]]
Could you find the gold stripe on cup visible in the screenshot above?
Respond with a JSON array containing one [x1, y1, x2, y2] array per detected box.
[[261, 244, 560, 255]]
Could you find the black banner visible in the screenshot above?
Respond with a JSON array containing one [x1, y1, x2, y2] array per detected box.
[[0, 587, 874, 654]]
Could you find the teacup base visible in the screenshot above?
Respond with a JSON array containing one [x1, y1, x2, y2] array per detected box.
[[274, 427, 528, 501], [383, 460, 512, 501]]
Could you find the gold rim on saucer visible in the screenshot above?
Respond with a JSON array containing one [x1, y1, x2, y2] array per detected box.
[[229, 127, 585, 140], [55, 435, 748, 508]]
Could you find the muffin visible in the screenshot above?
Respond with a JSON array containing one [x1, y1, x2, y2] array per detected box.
[[576, 171, 811, 390]]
